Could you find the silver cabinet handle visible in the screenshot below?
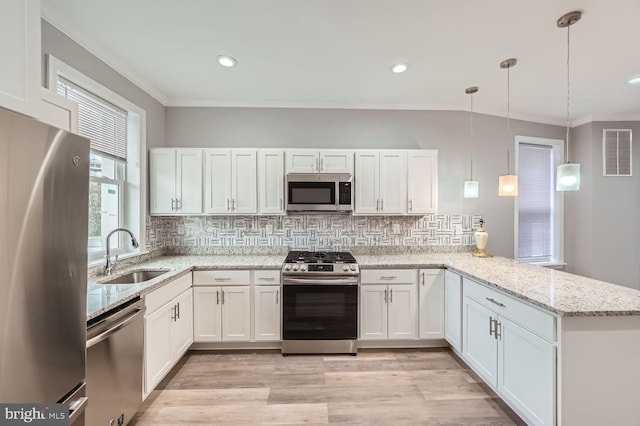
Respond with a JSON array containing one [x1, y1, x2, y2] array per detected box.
[[486, 297, 506, 308], [171, 198, 176, 211], [380, 276, 397, 280], [280, 198, 283, 209], [259, 277, 275, 281], [276, 290, 279, 304], [233, 198, 236, 210], [421, 272, 425, 286], [216, 290, 220, 305], [177, 198, 181, 210], [176, 302, 180, 319], [376, 199, 380, 211], [320, 158, 323, 171], [384, 288, 388, 303], [489, 316, 496, 337], [389, 288, 393, 302], [221, 290, 225, 305], [314, 158, 319, 172], [171, 305, 176, 322], [380, 199, 384, 211], [215, 277, 232, 281], [409, 199, 413, 212], [227, 198, 231, 211], [496, 321, 502, 340]]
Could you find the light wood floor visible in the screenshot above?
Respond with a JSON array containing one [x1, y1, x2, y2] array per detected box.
[[131, 348, 525, 425]]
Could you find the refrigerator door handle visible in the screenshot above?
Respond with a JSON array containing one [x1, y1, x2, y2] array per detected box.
[[68, 396, 89, 424]]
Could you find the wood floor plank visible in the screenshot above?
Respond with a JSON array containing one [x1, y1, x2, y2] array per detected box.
[[131, 348, 526, 426]]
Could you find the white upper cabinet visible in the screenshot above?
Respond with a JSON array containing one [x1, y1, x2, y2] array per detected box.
[[407, 150, 438, 214], [39, 88, 79, 132], [355, 149, 437, 216], [0, 0, 40, 118], [285, 149, 353, 174], [355, 150, 407, 215], [258, 149, 285, 215], [204, 149, 257, 215], [150, 148, 203, 215]]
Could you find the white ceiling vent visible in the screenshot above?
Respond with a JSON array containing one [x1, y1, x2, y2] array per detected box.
[[603, 129, 632, 176]]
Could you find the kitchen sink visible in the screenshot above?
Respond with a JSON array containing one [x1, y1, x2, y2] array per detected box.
[[101, 269, 170, 285]]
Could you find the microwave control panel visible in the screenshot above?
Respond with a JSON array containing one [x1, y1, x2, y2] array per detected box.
[[338, 182, 352, 204]]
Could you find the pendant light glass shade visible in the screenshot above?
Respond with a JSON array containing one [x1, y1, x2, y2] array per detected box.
[[556, 163, 580, 190], [499, 175, 519, 196], [556, 11, 582, 192], [464, 180, 479, 198]]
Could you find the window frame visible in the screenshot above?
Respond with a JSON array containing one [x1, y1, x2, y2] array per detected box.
[[514, 135, 565, 267], [46, 55, 147, 265]]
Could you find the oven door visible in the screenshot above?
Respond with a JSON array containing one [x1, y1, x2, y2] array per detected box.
[[282, 279, 358, 340]]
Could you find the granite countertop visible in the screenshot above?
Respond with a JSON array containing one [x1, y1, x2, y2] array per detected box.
[[87, 250, 640, 321], [87, 254, 285, 320], [356, 253, 640, 317]]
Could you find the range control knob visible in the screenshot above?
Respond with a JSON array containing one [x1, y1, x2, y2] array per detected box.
[[292, 265, 299, 271], [350, 264, 357, 271], [301, 265, 307, 271], [284, 264, 291, 271], [343, 265, 349, 272]]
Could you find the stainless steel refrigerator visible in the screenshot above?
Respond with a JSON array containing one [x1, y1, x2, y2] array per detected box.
[[0, 107, 90, 425]]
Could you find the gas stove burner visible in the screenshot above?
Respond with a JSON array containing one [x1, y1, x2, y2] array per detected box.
[[283, 250, 359, 275]]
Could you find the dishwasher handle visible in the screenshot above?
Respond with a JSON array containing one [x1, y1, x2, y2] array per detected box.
[[87, 307, 145, 348]]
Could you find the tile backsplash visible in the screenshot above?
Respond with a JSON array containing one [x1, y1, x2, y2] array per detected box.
[[146, 214, 481, 251]]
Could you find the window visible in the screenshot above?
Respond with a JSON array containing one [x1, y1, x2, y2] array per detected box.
[[515, 136, 564, 265], [47, 55, 146, 263]]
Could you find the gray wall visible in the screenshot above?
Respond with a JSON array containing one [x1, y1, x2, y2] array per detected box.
[[166, 107, 566, 258], [40, 20, 166, 148], [566, 121, 640, 289]]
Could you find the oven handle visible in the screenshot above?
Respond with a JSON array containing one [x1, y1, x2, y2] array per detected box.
[[283, 277, 359, 285]]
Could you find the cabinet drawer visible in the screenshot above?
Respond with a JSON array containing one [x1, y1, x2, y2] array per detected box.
[[253, 270, 281, 285], [145, 272, 192, 314], [193, 270, 250, 286], [463, 277, 556, 342], [361, 269, 417, 285]]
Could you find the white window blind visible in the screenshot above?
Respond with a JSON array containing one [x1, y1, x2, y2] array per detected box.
[[603, 129, 632, 176], [57, 77, 128, 161], [518, 143, 553, 261]]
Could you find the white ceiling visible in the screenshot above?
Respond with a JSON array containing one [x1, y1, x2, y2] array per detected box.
[[42, 0, 640, 125]]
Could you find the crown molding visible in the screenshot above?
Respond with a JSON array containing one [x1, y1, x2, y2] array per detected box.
[[41, 5, 168, 106]]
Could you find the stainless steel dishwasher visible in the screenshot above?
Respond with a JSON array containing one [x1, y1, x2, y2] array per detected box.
[[87, 298, 145, 426]]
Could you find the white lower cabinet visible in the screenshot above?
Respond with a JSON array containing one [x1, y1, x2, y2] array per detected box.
[[444, 270, 463, 351], [144, 274, 193, 398], [253, 285, 281, 341], [193, 286, 251, 342], [418, 269, 444, 339], [462, 277, 556, 426], [360, 269, 418, 340]]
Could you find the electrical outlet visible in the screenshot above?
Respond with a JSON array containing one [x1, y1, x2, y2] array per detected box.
[[393, 224, 401, 234]]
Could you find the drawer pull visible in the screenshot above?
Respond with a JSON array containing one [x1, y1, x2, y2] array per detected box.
[[486, 297, 506, 308], [215, 277, 232, 281], [258, 277, 275, 281], [380, 276, 397, 280]]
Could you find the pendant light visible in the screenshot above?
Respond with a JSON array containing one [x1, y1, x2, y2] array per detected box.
[[498, 58, 518, 196], [556, 11, 582, 191], [464, 86, 479, 198]]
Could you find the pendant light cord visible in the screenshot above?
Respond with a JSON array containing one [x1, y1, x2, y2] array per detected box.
[[470, 92, 474, 180], [506, 65, 511, 174], [566, 23, 571, 163]]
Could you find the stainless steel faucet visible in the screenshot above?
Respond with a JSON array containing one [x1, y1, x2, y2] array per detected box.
[[104, 228, 140, 275]]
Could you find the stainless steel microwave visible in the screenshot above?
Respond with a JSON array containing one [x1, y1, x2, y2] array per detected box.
[[286, 173, 353, 212]]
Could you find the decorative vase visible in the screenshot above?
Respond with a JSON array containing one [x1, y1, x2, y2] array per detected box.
[[472, 219, 491, 258]]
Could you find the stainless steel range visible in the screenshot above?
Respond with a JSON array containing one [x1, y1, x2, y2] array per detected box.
[[281, 251, 359, 355]]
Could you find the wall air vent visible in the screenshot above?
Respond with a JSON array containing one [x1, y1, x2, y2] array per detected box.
[[603, 129, 632, 176]]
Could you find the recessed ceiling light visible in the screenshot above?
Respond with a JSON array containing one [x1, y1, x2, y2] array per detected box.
[[629, 76, 640, 85], [217, 55, 237, 68], [391, 63, 408, 73]]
